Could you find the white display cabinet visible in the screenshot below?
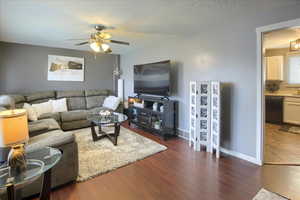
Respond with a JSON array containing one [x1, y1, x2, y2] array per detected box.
[[210, 81, 221, 158], [189, 81, 198, 151], [189, 81, 221, 157], [198, 81, 211, 152]]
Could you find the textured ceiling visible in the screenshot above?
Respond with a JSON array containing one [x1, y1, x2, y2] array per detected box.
[[1, 0, 300, 54], [264, 28, 300, 49]]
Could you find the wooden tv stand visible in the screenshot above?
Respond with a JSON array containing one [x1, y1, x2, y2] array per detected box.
[[127, 96, 177, 140]]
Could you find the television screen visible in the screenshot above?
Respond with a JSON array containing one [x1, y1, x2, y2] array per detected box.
[[134, 60, 171, 96]]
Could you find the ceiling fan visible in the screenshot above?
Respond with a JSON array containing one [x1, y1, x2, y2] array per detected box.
[[74, 25, 130, 53]]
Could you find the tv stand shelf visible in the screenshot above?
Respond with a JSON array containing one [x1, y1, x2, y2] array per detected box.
[[128, 96, 177, 140]]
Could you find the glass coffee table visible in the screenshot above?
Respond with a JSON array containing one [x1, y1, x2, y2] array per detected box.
[[0, 147, 62, 200], [87, 112, 128, 146]]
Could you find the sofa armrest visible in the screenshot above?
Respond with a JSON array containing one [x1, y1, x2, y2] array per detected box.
[[0, 95, 15, 109], [115, 103, 124, 113], [0, 106, 6, 112]]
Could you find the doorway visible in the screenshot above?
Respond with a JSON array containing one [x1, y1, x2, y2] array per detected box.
[[257, 18, 300, 165]]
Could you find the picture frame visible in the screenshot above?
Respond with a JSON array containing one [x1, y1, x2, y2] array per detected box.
[[48, 55, 85, 82]]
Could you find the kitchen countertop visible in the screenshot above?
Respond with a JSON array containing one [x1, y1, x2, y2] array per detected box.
[[265, 92, 300, 97]]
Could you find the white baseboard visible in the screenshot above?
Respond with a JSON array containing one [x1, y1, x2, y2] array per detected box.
[[178, 134, 188, 140], [176, 128, 261, 166], [220, 148, 261, 165], [177, 127, 189, 140]]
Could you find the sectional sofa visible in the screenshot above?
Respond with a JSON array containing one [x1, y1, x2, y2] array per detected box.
[[0, 89, 122, 198]]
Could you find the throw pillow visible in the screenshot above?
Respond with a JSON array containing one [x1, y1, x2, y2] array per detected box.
[[32, 101, 53, 117], [50, 98, 68, 113], [23, 103, 38, 121], [103, 96, 121, 111]]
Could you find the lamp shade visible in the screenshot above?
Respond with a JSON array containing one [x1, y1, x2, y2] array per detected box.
[[0, 109, 29, 147]]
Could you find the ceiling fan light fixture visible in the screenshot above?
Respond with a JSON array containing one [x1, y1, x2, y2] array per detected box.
[[100, 43, 110, 52], [290, 39, 300, 51], [90, 42, 101, 52], [99, 32, 112, 39], [72, 25, 128, 54], [104, 47, 112, 54], [90, 42, 112, 53]]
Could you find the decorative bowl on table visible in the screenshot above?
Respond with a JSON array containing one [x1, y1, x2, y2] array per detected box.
[[99, 110, 112, 120]]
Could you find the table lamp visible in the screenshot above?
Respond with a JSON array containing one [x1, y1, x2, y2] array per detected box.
[[0, 109, 29, 172]]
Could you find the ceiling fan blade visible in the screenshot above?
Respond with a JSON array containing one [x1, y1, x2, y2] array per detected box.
[[107, 40, 130, 45], [103, 26, 115, 31], [66, 38, 87, 41], [75, 41, 89, 46]]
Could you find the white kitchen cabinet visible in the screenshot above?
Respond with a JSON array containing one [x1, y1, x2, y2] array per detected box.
[[284, 97, 300, 125], [287, 54, 300, 84], [266, 56, 284, 81]]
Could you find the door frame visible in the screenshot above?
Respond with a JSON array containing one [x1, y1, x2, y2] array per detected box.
[[256, 18, 300, 165]]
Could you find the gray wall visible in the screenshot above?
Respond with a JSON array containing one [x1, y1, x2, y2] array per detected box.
[[0, 42, 119, 93], [121, 5, 300, 158]]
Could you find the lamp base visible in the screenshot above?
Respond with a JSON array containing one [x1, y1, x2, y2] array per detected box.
[[8, 144, 27, 173]]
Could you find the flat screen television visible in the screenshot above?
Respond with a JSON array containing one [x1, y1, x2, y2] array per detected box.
[[134, 60, 171, 96]]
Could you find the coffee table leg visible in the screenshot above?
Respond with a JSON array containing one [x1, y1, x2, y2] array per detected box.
[[91, 122, 99, 142], [39, 169, 52, 200], [90, 121, 121, 145], [7, 184, 15, 200], [114, 123, 120, 145]]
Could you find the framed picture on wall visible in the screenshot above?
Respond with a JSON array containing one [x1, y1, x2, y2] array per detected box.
[[48, 55, 85, 81]]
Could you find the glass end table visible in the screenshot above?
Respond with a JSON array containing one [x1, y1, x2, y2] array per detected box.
[[87, 112, 128, 145], [0, 147, 62, 200]]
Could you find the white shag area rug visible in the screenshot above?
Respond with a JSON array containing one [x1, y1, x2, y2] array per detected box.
[[253, 189, 289, 200], [72, 126, 167, 182]]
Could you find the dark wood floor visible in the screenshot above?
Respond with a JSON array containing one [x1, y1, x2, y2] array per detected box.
[[39, 122, 300, 200]]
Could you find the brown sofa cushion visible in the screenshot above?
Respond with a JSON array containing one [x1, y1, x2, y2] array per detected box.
[[86, 96, 106, 109], [56, 90, 84, 98], [25, 91, 55, 104], [60, 110, 88, 122], [11, 94, 26, 104], [67, 97, 86, 110], [28, 121, 49, 135], [38, 112, 61, 122], [85, 89, 110, 97], [85, 89, 109, 109], [28, 118, 61, 137], [61, 120, 90, 131], [56, 90, 86, 111]]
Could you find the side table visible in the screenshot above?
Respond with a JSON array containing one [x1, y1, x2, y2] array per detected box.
[[0, 147, 62, 200]]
